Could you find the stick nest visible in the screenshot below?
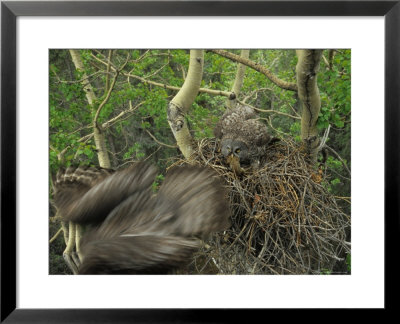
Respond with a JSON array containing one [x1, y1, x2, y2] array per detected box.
[[171, 137, 351, 275]]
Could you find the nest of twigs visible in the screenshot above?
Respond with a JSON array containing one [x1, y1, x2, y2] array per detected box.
[[171, 137, 351, 275]]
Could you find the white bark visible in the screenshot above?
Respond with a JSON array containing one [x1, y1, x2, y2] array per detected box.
[[168, 50, 204, 159]]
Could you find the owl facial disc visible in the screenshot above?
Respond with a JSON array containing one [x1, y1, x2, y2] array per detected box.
[[221, 138, 250, 165]]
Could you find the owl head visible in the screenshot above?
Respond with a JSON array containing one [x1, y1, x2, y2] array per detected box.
[[221, 138, 251, 165], [214, 105, 271, 171]]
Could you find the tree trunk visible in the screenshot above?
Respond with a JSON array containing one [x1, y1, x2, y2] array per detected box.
[[168, 50, 204, 159], [69, 49, 111, 168], [296, 49, 323, 162], [227, 49, 250, 109]]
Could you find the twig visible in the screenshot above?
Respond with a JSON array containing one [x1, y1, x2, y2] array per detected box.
[[49, 227, 63, 244], [145, 130, 177, 149], [237, 99, 301, 120], [324, 144, 351, 176]]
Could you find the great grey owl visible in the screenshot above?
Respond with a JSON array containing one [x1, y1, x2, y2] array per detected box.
[[214, 104, 271, 172], [53, 163, 230, 274]]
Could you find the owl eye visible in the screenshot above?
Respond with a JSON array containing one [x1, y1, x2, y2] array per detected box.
[[235, 148, 241, 153]]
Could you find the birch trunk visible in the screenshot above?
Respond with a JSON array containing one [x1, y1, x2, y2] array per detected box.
[[168, 50, 204, 159], [69, 50, 112, 266], [69, 49, 111, 169], [296, 49, 323, 162], [227, 49, 250, 109]]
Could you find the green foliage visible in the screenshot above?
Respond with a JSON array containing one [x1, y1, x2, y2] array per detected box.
[[152, 174, 165, 192]]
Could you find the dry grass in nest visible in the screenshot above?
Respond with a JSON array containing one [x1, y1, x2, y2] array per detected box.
[[170, 137, 351, 275]]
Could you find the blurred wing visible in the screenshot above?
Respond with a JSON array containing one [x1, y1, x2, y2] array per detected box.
[[54, 162, 156, 224], [153, 165, 230, 237], [78, 235, 200, 274], [76, 164, 230, 274], [53, 166, 113, 221], [88, 190, 155, 240]]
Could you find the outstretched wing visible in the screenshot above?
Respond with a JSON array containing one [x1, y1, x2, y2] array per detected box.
[[152, 165, 230, 237], [79, 235, 200, 274], [78, 165, 230, 274], [53, 163, 156, 224], [53, 166, 113, 220]]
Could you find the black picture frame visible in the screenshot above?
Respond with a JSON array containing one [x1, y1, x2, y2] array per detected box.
[[1, 0, 398, 322]]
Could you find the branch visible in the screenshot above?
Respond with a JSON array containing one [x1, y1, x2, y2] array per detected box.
[[93, 53, 130, 127], [237, 100, 301, 120], [227, 49, 250, 108], [91, 50, 118, 71], [102, 102, 144, 130], [145, 130, 178, 148], [77, 102, 144, 144], [49, 227, 63, 244], [318, 124, 331, 151], [55, 71, 107, 84], [50, 145, 70, 162], [93, 70, 119, 127], [324, 144, 351, 177], [322, 54, 330, 67], [104, 50, 113, 94], [208, 49, 298, 91], [92, 53, 235, 99], [125, 72, 235, 98]]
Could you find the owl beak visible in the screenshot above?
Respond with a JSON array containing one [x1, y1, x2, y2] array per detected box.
[[226, 146, 232, 157], [226, 154, 244, 176]]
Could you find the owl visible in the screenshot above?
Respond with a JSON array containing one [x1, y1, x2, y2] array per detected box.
[[214, 104, 271, 172], [53, 163, 230, 274]]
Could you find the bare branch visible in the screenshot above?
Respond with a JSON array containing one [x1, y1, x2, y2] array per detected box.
[[77, 102, 145, 144], [237, 100, 301, 120], [93, 70, 119, 126], [324, 145, 351, 177], [93, 52, 234, 99], [209, 49, 298, 91], [145, 129, 178, 149], [104, 49, 113, 94], [49, 227, 63, 244], [125, 72, 234, 98]]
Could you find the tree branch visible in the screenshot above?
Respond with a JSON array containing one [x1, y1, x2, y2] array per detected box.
[[93, 53, 130, 127], [324, 144, 351, 177], [125, 72, 235, 98], [145, 130, 178, 149], [92, 53, 235, 99], [49, 227, 63, 244], [104, 49, 113, 94], [208, 49, 298, 91], [237, 100, 301, 120], [93, 70, 119, 127]]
